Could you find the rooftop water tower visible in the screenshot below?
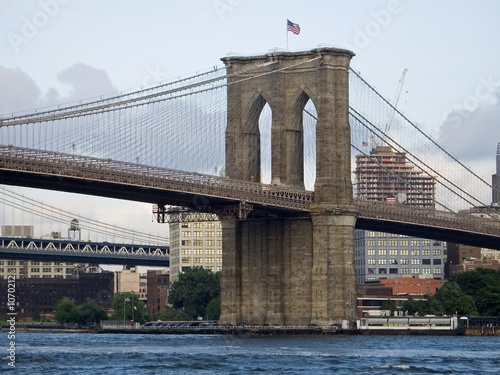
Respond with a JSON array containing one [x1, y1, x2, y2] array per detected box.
[[68, 218, 81, 241]]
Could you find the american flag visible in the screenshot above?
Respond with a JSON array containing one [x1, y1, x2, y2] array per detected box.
[[287, 19, 300, 35]]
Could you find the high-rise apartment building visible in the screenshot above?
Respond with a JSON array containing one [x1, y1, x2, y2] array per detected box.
[[354, 146, 447, 284], [168, 220, 223, 282]]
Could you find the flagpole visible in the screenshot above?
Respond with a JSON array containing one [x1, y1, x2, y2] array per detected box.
[[286, 20, 288, 50]]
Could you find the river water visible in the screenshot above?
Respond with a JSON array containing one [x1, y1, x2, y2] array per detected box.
[[4, 333, 500, 374]]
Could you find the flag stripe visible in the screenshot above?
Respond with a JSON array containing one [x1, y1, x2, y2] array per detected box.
[[287, 19, 300, 35]]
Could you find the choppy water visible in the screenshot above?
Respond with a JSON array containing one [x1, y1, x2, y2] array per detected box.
[[3, 333, 500, 374]]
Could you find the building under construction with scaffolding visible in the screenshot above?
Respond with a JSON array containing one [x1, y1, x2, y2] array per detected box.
[[354, 145, 447, 286], [354, 145, 435, 207]]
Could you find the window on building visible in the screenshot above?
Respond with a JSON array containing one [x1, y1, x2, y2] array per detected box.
[[433, 249, 442, 256], [389, 268, 398, 274], [367, 259, 375, 265], [368, 268, 376, 274], [400, 249, 408, 256], [401, 268, 409, 274], [378, 249, 386, 256], [433, 259, 441, 265], [411, 259, 420, 265], [422, 259, 431, 265], [411, 268, 419, 274], [389, 259, 398, 265], [411, 249, 420, 256], [378, 259, 387, 265], [367, 249, 375, 256], [422, 250, 431, 256], [433, 268, 442, 274], [378, 240, 387, 247], [379, 268, 387, 274]]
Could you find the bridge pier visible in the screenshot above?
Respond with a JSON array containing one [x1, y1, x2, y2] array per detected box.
[[220, 47, 357, 326]]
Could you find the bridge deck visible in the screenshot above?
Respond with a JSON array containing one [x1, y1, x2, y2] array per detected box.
[[1, 146, 499, 250]]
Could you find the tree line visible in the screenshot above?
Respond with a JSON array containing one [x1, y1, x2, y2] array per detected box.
[[53, 267, 220, 325], [381, 269, 500, 316]]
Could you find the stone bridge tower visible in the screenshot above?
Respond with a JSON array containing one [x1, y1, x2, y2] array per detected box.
[[220, 47, 357, 326]]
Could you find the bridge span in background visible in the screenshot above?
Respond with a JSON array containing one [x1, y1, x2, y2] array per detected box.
[[0, 237, 169, 267]]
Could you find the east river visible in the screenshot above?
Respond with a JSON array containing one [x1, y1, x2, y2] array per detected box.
[[4, 333, 499, 374]]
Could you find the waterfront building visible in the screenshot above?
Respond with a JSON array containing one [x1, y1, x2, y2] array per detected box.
[[168, 219, 222, 282], [354, 146, 447, 283], [0, 271, 114, 318], [146, 269, 169, 315], [357, 277, 444, 315]]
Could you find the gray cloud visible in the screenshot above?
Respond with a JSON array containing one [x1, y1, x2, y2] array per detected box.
[[437, 90, 500, 164], [0, 63, 117, 114], [0, 66, 41, 114], [54, 62, 117, 103]]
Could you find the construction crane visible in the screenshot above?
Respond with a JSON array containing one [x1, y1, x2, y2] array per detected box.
[[384, 68, 408, 134]]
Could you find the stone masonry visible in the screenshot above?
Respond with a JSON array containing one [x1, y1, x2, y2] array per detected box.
[[220, 48, 357, 326]]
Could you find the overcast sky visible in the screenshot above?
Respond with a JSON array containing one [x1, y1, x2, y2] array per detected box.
[[1, 0, 500, 248]]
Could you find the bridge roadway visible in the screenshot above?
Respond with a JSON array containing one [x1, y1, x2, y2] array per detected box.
[[1, 145, 499, 250], [0, 237, 169, 266]]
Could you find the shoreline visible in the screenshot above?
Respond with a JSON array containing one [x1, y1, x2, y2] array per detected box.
[[4, 325, 498, 336]]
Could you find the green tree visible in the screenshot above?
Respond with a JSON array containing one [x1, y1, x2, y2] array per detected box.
[[402, 295, 441, 316], [32, 310, 41, 322], [112, 293, 147, 323], [434, 282, 478, 316], [451, 269, 500, 316], [54, 297, 78, 324], [155, 306, 189, 321], [206, 296, 220, 320], [168, 267, 220, 319], [76, 300, 108, 325]]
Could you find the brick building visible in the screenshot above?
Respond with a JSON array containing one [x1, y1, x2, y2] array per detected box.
[[146, 269, 169, 315], [0, 271, 114, 319]]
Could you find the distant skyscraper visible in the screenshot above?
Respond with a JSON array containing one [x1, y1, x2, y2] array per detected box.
[[494, 142, 500, 204]]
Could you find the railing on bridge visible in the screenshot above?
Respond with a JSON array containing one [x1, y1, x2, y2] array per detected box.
[[355, 200, 500, 237], [0, 146, 313, 213]]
